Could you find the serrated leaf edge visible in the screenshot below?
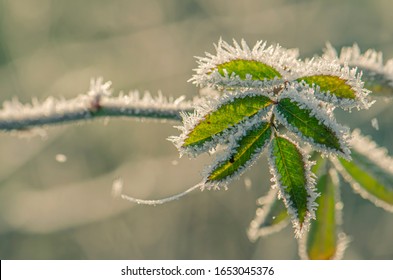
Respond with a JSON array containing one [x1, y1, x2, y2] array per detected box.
[[202, 118, 272, 189], [274, 88, 351, 159], [323, 42, 393, 88], [296, 58, 372, 110], [168, 89, 273, 157], [267, 134, 319, 238], [189, 38, 300, 88]]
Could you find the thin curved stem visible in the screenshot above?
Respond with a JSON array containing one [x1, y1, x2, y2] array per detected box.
[[120, 183, 204, 205]]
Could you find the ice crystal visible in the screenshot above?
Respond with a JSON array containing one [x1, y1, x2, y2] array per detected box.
[[295, 58, 372, 110], [0, 78, 195, 132], [201, 113, 272, 189], [267, 134, 318, 238], [168, 89, 274, 157], [323, 43, 393, 95], [274, 88, 351, 159], [190, 38, 300, 89], [324, 43, 393, 83]]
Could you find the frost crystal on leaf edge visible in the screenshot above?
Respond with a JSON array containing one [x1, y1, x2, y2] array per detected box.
[[274, 88, 351, 160], [296, 58, 372, 110], [168, 89, 274, 157], [190, 38, 300, 89], [267, 134, 319, 238], [201, 113, 272, 190], [323, 43, 393, 89]]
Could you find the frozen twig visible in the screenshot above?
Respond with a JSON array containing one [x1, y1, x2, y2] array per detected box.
[[0, 78, 195, 132]]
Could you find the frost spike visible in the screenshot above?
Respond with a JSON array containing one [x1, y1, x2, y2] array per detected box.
[[274, 90, 350, 159], [190, 38, 300, 89], [295, 58, 371, 110], [205, 121, 272, 187], [183, 95, 273, 149], [323, 43, 393, 97], [216, 59, 282, 81], [268, 135, 318, 238]]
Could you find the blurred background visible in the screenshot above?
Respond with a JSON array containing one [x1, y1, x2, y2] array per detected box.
[[0, 0, 392, 259]]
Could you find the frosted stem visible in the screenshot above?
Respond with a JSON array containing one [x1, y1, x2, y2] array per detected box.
[[0, 78, 195, 132], [120, 183, 204, 205]]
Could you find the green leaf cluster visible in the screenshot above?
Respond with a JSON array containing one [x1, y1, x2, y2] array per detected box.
[[173, 39, 393, 259]]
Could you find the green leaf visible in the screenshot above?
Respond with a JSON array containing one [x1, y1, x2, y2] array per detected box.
[[217, 59, 282, 80], [297, 75, 356, 99], [338, 151, 393, 211], [275, 96, 347, 157], [306, 172, 338, 260], [359, 68, 393, 96], [207, 121, 272, 182], [269, 136, 316, 236], [183, 95, 273, 148]]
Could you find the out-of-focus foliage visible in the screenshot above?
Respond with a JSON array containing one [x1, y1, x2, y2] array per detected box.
[[0, 0, 392, 259]]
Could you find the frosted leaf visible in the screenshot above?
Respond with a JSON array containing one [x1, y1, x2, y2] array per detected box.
[[190, 38, 300, 89], [203, 118, 272, 189], [267, 134, 318, 238], [295, 57, 372, 110], [274, 88, 351, 159], [169, 89, 274, 157], [323, 43, 393, 96]]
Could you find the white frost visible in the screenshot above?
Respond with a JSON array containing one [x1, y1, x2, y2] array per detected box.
[[274, 88, 351, 160], [201, 113, 272, 190], [0, 77, 196, 132], [267, 134, 319, 239], [168, 89, 274, 158], [323, 43, 393, 89], [190, 38, 300, 89], [295, 57, 372, 110]]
